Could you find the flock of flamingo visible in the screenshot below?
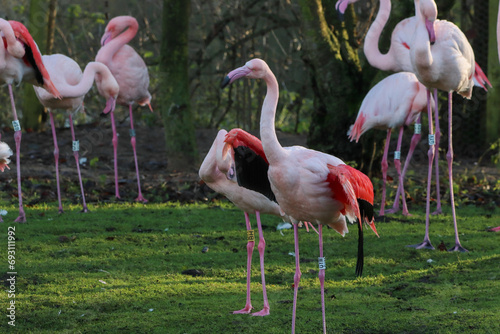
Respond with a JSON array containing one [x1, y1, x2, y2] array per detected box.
[[0, 1, 498, 333]]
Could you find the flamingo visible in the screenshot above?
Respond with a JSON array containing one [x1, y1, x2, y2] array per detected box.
[[33, 54, 119, 213], [199, 129, 278, 316], [0, 140, 12, 223], [95, 15, 152, 203], [407, 0, 474, 252], [348, 72, 432, 216], [222, 59, 378, 334], [336, 0, 491, 216], [0, 19, 61, 222]]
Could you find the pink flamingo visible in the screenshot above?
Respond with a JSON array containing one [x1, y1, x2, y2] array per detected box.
[[336, 0, 491, 216], [408, 0, 474, 251], [348, 72, 432, 216], [33, 54, 119, 213], [199, 129, 278, 316], [95, 15, 152, 202], [0, 20, 61, 222], [0, 140, 12, 223], [222, 59, 378, 334]]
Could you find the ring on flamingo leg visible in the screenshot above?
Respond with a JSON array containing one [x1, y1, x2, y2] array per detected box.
[[233, 212, 255, 314], [69, 114, 89, 213]]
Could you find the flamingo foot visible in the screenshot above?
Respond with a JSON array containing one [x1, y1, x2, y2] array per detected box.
[[81, 207, 89, 213], [14, 214, 26, 223], [432, 208, 442, 215], [448, 244, 468, 252], [251, 306, 270, 317], [58, 208, 64, 214], [233, 305, 253, 314], [385, 207, 399, 215], [407, 239, 435, 250], [135, 195, 148, 203]]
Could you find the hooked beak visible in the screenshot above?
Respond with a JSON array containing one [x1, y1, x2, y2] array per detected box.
[[221, 66, 252, 89], [102, 97, 116, 115], [100, 32, 112, 46], [425, 19, 436, 45], [335, 0, 349, 21]]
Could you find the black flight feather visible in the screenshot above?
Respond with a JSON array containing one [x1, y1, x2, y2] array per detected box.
[[23, 44, 44, 86], [355, 198, 374, 277]]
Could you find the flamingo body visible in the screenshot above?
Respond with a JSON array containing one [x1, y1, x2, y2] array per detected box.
[[0, 141, 12, 172]]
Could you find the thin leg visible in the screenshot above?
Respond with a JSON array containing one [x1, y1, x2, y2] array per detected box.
[[9, 85, 26, 223], [446, 93, 467, 252], [379, 129, 392, 216], [318, 224, 326, 334], [129, 105, 147, 203], [393, 127, 409, 215], [252, 211, 270, 316], [432, 89, 442, 215], [110, 111, 120, 199], [69, 114, 88, 213], [388, 115, 422, 215], [408, 89, 434, 250], [291, 223, 301, 334], [233, 212, 254, 314], [50, 112, 63, 214]]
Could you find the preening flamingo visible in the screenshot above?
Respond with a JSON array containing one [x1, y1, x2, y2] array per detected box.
[[222, 59, 378, 334], [95, 15, 152, 202], [33, 54, 119, 213], [336, 0, 491, 216], [348, 72, 432, 216], [408, 0, 474, 252], [199, 129, 278, 316], [0, 20, 61, 222]]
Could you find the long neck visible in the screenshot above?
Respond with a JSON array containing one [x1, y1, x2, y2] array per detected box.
[[364, 0, 394, 71], [57, 62, 107, 98], [0, 19, 20, 51], [259, 71, 285, 164], [96, 20, 138, 63]]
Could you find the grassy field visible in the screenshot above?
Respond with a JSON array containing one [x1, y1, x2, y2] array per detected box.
[[0, 200, 499, 333]]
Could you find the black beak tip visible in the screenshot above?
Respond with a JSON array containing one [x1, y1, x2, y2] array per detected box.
[[430, 41, 435, 46], [221, 76, 231, 89], [337, 12, 345, 22]]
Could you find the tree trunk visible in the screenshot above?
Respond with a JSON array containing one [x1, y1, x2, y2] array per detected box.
[[487, 0, 500, 146], [160, 0, 198, 170]]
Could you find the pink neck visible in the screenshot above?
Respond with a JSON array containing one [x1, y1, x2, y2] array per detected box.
[[364, 0, 394, 71], [58, 62, 112, 98], [97, 19, 138, 63]]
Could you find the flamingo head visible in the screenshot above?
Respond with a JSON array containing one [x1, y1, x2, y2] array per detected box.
[[221, 58, 271, 88], [0, 141, 13, 172], [101, 16, 138, 46], [95, 67, 120, 114], [418, 0, 437, 44]]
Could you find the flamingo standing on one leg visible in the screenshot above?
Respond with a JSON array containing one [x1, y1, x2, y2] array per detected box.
[[33, 54, 119, 213], [199, 129, 279, 316], [336, 0, 491, 216], [95, 15, 152, 202], [408, 0, 474, 251], [0, 20, 61, 222], [348, 72, 432, 216], [222, 59, 379, 334]]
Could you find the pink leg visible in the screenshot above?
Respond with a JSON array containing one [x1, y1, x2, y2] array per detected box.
[[318, 224, 326, 334], [379, 129, 392, 216], [233, 212, 254, 314], [49, 112, 63, 214], [68, 114, 88, 213], [291, 223, 301, 334], [110, 111, 120, 199], [445, 93, 467, 252], [9, 85, 26, 223], [393, 127, 409, 215], [432, 89, 442, 215], [251, 211, 270, 316], [388, 116, 422, 215], [408, 89, 434, 250], [129, 105, 147, 203]]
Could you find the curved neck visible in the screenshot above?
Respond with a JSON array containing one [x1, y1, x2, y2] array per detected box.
[[57, 62, 109, 98], [259, 71, 285, 164], [0, 19, 19, 50], [97, 20, 138, 63], [412, 1, 433, 70], [364, 0, 394, 71]]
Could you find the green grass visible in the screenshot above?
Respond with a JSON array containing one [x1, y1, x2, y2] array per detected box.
[[0, 201, 499, 333]]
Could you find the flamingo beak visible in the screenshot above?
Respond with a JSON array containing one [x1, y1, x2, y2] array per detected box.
[[102, 97, 116, 114], [335, 0, 349, 20], [425, 19, 436, 45], [221, 66, 252, 88], [101, 32, 112, 46]]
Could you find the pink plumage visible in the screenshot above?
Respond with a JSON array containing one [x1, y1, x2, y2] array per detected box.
[[0, 141, 12, 172], [95, 15, 152, 202]]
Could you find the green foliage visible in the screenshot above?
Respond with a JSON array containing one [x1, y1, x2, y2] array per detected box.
[[0, 201, 498, 333]]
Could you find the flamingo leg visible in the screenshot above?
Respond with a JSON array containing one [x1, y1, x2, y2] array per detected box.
[[446, 93, 467, 252], [388, 115, 422, 215], [233, 212, 254, 314], [318, 224, 327, 334], [291, 222, 301, 334], [432, 89, 442, 215], [251, 211, 270, 316], [68, 114, 88, 213], [9, 85, 26, 222], [379, 129, 392, 216], [110, 110, 120, 199], [49, 112, 63, 214], [394, 127, 409, 215], [408, 89, 434, 250], [129, 105, 147, 203]]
